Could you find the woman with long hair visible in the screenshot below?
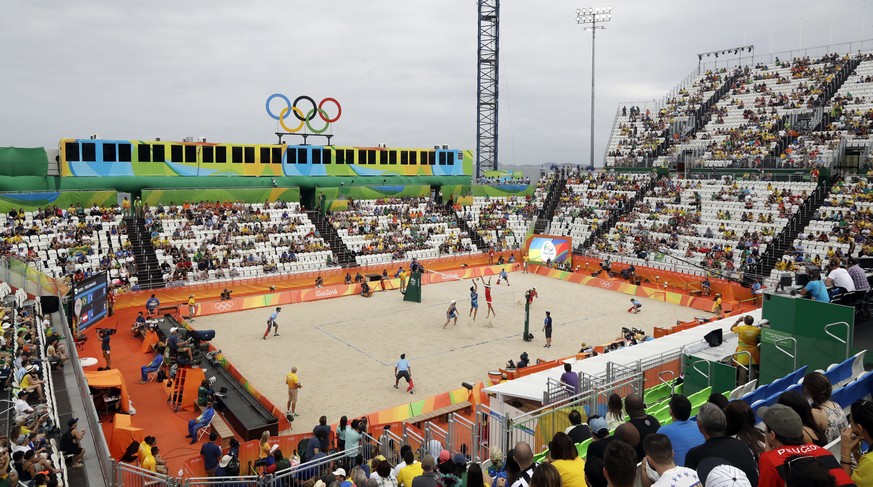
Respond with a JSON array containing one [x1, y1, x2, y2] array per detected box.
[[529, 463, 562, 487], [840, 400, 873, 483], [467, 463, 493, 487], [258, 430, 271, 460], [547, 432, 586, 487], [338, 415, 349, 452], [724, 400, 766, 459], [606, 393, 624, 430], [779, 391, 827, 446], [803, 371, 848, 443]]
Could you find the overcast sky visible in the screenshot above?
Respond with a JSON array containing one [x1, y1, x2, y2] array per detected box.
[[1, 1, 871, 167]]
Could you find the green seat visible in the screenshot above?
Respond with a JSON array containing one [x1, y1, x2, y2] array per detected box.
[[688, 386, 713, 417], [576, 438, 593, 459], [652, 407, 673, 425], [643, 382, 671, 405]]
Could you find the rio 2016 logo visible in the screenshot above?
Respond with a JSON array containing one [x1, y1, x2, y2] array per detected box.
[[265, 94, 342, 134], [541, 240, 558, 262]]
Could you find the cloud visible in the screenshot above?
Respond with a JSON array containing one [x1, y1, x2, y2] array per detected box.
[[0, 0, 869, 166]]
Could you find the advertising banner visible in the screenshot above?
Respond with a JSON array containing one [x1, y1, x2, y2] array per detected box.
[[526, 235, 572, 265]]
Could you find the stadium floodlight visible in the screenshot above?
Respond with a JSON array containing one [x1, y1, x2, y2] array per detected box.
[[575, 5, 613, 170]]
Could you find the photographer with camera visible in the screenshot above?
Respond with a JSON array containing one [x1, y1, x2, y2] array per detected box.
[[97, 327, 115, 369]]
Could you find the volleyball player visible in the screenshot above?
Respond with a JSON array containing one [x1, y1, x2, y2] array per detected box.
[[443, 300, 458, 329], [484, 277, 496, 318], [469, 278, 480, 321]]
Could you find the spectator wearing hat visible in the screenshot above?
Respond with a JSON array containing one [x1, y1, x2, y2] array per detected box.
[[695, 458, 751, 487], [214, 454, 233, 477], [334, 467, 354, 487], [640, 434, 700, 487], [167, 327, 194, 362], [624, 393, 660, 461], [412, 455, 437, 487], [200, 430, 222, 476], [684, 403, 757, 485], [758, 404, 853, 487], [656, 395, 704, 467], [397, 449, 423, 487], [59, 418, 86, 468], [563, 410, 591, 444], [582, 416, 612, 487], [19, 365, 45, 401]]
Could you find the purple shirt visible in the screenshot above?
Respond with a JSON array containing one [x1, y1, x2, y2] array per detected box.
[[560, 371, 579, 395]]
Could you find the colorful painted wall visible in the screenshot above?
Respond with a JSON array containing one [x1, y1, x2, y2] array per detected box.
[[141, 187, 300, 206], [0, 190, 116, 213], [472, 184, 534, 198], [325, 185, 432, 211]]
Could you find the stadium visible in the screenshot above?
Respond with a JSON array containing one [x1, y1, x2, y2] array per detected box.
[[3, 2, 873, 487]]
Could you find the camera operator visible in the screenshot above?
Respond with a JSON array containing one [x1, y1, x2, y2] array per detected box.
[[97, 328, 114, 369], [167, 327, 194, 362]]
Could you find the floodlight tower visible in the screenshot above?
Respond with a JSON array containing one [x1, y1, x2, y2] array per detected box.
[[576, 6, 612, 168], [476, 0, 500, 179]]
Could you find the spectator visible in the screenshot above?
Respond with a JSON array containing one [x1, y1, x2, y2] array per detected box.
[[798, 268, 830, 303], [708, 392, 729, 410], [373, 457, 399, 487], [778, 391, 827, 446], [606, 393, 624, 430], [274, 448, 292, 473], [657, 394, 704, 466], [684, 403, 758, 484], [314, 415, 332, 453], [583, 416, 612, 487], [59, 418, 86, 467], [509, 442, 538, 487], [758, 404, 852, 487], [200, 431, 222, 477], [563, 410, 592, 444], [215, 455, 233, 477], [724, 400, 766, 460], [345, 419, 364, 470], [802, 372, 848, 444], [547, 432, 585, 487], [695, 458, 752, 487], [603, 441, 637, 487], [847, 257, 870, 292], [825, 259, 855, 298], [334, 468, 354, 487], [840, 399, 873, 484], [529, 463, 561, 487], [393, 445, 412, 478], [640, 434, 701, 487], [411, 455, 437, 487], [624, 393, 661, 461], [397, 449, 422, 487]]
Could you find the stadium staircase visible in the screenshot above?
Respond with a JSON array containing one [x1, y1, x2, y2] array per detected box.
[[124, 216, 164, 289], [306, 210, 356, 267], [579, 176, 656, 250], [750, 174, 837, 279], [533, 172, 567, 234]]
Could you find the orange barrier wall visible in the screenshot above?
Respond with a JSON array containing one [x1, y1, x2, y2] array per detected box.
[[116, 251, 521, 311]]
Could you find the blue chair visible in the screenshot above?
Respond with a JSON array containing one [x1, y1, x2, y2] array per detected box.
[[832, 371, 873, 409], [825, 350, 866, 388]]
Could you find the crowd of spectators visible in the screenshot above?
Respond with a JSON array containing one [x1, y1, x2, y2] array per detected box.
[[0, 204, 133, 288], [826, 54, 873, 140], [147, 201, 334, 285], [592, 178, 814, 277], [476, 175, 531, 185], [329, 198, 476, 260], [458, 197, 538, 252]]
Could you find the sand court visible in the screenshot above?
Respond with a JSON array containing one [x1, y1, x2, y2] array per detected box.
[[193, 272, 711, 430]]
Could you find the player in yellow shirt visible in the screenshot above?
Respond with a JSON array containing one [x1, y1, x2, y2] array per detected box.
[[399, 268, 409, 294], [523, 254, 529, 274], [187, 295, 197, 322], [731, 315, 760, 384], [285, 366, 301, 418], [713, 293, 723, 319]]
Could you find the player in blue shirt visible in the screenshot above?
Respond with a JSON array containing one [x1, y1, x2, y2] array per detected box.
[[469, 278, 479, 321], [443, 300, 458, 329], [628, 298, 642, 314], [263, 307, 282, 340], [394, 353, 413, 392]]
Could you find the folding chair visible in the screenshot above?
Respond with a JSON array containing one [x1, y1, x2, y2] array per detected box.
[[196, 416, 214, 442]]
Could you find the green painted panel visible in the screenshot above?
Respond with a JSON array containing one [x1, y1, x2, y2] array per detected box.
[[0, 147, 48, 177], [141, 187, 300, 206], [471, 185, 534, 198], [0, 190, 116, 213]]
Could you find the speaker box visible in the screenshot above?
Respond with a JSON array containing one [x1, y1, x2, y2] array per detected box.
[[39, 296, 60, 314]]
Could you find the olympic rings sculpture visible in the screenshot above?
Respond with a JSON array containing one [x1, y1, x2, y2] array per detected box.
[[265, 94, 342, 134]]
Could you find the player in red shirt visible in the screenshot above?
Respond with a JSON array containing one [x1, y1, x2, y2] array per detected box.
[[484, 277, 495, 318], [527, 287, 538, 304]]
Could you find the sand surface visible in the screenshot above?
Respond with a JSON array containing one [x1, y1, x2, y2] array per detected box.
[[194, 272, 709, 431]]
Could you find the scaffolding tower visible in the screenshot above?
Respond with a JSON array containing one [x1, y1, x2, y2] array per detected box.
[[476, 0, 500, 179]]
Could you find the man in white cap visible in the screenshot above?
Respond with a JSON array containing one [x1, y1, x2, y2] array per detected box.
[[168, 327, 194, 362], [443, 300, 458, 329], [333, 467, 353, 487]]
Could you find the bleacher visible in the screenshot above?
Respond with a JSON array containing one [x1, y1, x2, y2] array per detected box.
[[458, 196, 537, 251], [151, 201, 338, 284]]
